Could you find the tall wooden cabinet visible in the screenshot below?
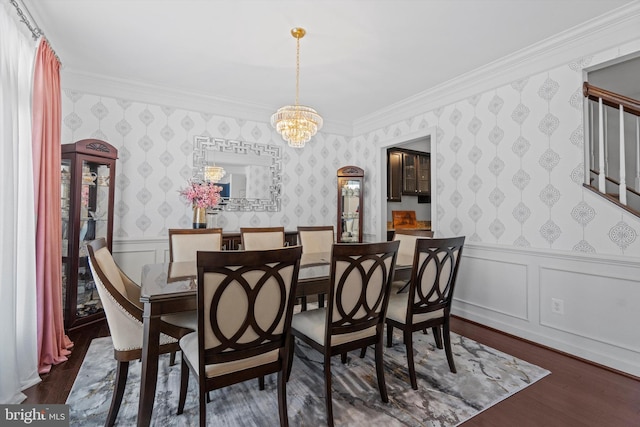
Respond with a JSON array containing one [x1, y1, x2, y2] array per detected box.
[[337, 166, 364, 243], [61, 139, 117, 330]]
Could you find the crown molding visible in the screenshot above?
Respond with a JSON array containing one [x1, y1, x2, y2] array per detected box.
[[61, 69, 353, 136], [353, 2, 640, 136]]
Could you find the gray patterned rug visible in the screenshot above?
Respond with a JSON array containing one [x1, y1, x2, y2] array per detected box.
[[66, 330, 549, 426]]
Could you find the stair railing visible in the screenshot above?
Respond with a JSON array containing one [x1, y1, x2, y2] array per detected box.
[[583, 82, 640, 208]]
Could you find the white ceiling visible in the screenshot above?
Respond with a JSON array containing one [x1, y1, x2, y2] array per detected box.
[[25, 0, 634, 128]]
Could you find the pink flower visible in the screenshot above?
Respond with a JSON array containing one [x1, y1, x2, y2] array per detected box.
[[179, 181, 223, 209]]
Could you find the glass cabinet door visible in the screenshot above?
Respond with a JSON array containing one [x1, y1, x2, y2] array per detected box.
[[337, 166, 364, 243], [61, 139, 117, 330]]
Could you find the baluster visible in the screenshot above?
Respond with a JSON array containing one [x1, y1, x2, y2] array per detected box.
[[598, 98, 606, 192], [619, 106, 627, 205]]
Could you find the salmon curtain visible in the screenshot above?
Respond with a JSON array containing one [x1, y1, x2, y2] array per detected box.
[[32, 38, 73, 374]]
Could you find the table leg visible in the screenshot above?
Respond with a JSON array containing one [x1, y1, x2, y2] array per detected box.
[[138, 304, 160, 427]]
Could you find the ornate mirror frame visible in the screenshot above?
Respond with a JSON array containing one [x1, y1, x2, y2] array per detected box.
[[192, 136, 282, 212]]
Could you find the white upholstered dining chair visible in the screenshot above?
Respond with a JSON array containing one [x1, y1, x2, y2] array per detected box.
[[391, 229, 434, 293], [168, 228, 223, 261], [240, 226, 286, 250], [297, 225, 334, 309], [87, 238, 194, 427]]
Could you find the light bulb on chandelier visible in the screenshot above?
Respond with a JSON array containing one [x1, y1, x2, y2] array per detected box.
[[271, 27, 323, 148]]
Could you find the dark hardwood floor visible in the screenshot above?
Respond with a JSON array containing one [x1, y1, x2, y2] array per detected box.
[[23, 316, 639, 426]]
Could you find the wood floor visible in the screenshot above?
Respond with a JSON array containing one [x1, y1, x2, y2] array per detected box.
[[23, 317, 639, 426]]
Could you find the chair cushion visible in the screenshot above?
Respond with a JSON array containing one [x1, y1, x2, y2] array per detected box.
[[292, 308, 377, 346], [179, 332, 279, 378], [386, 292, 444, 325]]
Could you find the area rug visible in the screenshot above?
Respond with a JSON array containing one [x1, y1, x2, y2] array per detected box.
[[66, 331, 549, 426]]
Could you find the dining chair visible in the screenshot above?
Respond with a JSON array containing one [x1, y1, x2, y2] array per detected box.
[[385, 236, 465, 389], [287, 240, 399, 427], [392, 229, 434, 293], [167, 228, 223, 364], [297, 225, 334, 309], [240, 226, 286, 250], [176, 246, 303, 427], [168, 228, 224, 261], [86, 238, 195, 427]]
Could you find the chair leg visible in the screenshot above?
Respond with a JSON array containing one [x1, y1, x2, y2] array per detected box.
[[375, 339, 389, 403], [286, 339, 295, 382], [106, 360, 129, 427], [324, 354, 334, 427], [259, 376, 265, 390], [404, 330, 418, 390], [277, 370, 289, 427], [432, 326, 443, 349], [359, 346, 367, 358], [341, 352, 347, 364], [301, 296, 307, 311], [177, 357, 189, 415], [443, 321, 457, 373], [206, 392, 211, 403], [199, 387, 207, 427], [386, 324, 393, 348], [318, 293, 325, 308], [169, 351, 177, 366]]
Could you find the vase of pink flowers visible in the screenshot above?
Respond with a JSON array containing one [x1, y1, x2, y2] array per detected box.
[[179, 181, 223, 229]]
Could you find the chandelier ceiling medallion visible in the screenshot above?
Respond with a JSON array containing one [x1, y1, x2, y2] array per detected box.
[[271, 27, 323, 148]]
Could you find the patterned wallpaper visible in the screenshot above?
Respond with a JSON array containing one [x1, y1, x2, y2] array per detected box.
[[61, 94, 375, 238], [61, 40, 640, 258], [354, 47, 640, 258]]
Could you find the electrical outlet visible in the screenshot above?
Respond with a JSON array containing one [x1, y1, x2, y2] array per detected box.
[[551, 298, 564, 315]]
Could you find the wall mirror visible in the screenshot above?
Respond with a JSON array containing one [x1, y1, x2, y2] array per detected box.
[[193, 136, 282, 211]]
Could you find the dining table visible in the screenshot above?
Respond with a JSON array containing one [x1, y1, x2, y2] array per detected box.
[[135, 250, 412, 427]]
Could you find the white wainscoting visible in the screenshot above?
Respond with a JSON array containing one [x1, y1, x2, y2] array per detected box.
[[112, 237, 640, 376], [454, 243, 640, 377], [112, 238, 169, 282]]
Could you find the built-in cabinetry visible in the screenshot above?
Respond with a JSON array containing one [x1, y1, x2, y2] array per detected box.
[[387, 148, 430, 201], [337, 166, 364, 243], [61, 139, 117, 330]]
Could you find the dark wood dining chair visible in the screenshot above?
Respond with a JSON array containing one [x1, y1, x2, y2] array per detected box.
[[168, 228, 223, 261], [392, 229, 434, 293], [297, 225, 334, 309], [287, 241, 399, 427], [176, 246, 303, 427], [240, 226, 286, 250], [167, 228, 222, 364], [86, 238, 194, 427], [385, 236, 465, 389]]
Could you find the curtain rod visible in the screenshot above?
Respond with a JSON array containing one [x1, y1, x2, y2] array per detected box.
[[9, 0, 62, 65]]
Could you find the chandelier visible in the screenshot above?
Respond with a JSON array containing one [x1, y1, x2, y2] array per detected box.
[[271, 27, 323, 148], [204, 165, 225, 182]]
